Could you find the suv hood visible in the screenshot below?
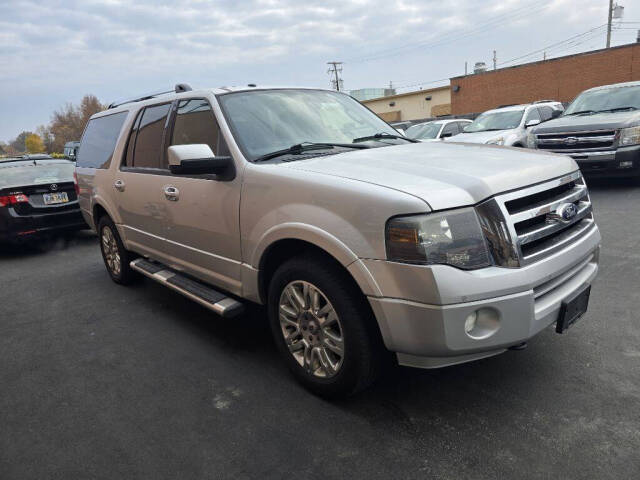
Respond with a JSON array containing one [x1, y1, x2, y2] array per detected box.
[[282, 142, 576, 210], [533, 111, 640, 134], [447, 129, 514, 144]]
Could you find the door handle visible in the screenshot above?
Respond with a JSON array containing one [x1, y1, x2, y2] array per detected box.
[[164, 185, 179, 201], [114, 179, 125, 192]]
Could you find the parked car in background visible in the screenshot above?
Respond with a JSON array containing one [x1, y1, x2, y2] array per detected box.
[[64, 141, 81, 161], [528, 81, 640, 178], [0, 155, 85, 242], [451, 101, 563, 147], [405, 119, 473, 141], [77, 84, 599, 398]]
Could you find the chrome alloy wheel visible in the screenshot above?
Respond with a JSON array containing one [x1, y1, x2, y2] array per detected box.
[[279, 280, 345, 378], [101, 226, 121, 276]]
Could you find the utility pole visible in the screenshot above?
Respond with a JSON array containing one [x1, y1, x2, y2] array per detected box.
[[606, 0, 614, 48], [543, 51, 547, 61], [327, 62, 343, 91], [493, 50, 497, 70], [465, 61, 468, 75]]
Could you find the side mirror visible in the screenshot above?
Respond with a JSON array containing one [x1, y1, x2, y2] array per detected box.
[[167, 144, 231, 175], [440, 132, 453, 138], [525, 119, 541, 128], [551, 109, 563, 119]]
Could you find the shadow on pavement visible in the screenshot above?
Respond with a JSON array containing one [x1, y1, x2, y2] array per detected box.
[[0, 229, 97, 259]]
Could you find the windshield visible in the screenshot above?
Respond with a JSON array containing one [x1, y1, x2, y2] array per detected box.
[[564, 85, 640, 115], [463, 110, 524, 133], [218, 89, 398, 161], [0, 161, 75, 189], [405, 123, 441, 139]]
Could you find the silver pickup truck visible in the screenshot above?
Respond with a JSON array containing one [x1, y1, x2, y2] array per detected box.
[[76, 84, 600, 397]]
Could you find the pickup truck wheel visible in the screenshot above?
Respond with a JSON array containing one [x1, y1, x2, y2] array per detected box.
[[98, 216, 137, 285], [268, 256, 382, 398]]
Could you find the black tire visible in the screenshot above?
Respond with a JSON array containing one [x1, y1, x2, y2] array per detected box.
[[268, 254, 385, 398], [98, 216, 137, 285]]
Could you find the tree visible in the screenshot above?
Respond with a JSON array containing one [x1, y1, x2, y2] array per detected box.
[[36, 125, 54, 152], [0, 142, 5, 155], [48, 94, 105, 153], [9, 131, 34, 153], [25, 134, 46, 154]]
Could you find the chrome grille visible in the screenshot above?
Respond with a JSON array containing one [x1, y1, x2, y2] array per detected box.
[[477, 171, 596, 267], [536, 130, 616, 152]]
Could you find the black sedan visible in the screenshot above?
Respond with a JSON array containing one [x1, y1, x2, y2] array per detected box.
[[0, 155, 86, 242]]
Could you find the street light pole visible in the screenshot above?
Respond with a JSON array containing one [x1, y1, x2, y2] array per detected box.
[[606, 0, 614, 48]]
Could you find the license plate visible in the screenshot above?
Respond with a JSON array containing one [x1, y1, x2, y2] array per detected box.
[[43, 192, 69, 205], [556, 285, 591, 334]]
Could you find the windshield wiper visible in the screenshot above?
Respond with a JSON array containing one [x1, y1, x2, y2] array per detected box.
[[597, 106, 638, 113], [563, 110, 597, 117], [254, 142, 369, 163], [352, 132, 419, 143]]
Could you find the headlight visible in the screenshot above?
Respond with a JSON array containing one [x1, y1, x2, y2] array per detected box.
[[385, 208, 491, 269], [619, 126, 640, 147], [526, 132, 537, 148], [485, 137, 504, 145]]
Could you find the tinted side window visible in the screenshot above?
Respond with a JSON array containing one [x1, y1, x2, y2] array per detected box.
[[538, 106, 553, 122], [171, 99, 221, 154], [441, 122, 459, 136], [123, 110, 143, 168], [458, 121, 471, 131], [77, 111, 128, 169], [133, 103, 171, 169], [524, 107, 541, 124]]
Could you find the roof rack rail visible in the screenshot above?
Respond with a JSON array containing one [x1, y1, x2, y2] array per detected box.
[[108, 83, 193, 109], [496, 104, 517, 108], [533, 99, 556, 104]]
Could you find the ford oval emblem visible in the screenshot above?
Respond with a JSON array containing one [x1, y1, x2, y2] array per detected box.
[[551, 203, 578, 223]]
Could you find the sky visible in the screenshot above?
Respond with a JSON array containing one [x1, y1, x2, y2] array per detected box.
[[0, 0, 638, 142]]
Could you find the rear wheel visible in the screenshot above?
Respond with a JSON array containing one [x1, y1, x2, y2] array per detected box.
[[268, 255, 384, 398], [98, 216, 137, 285]]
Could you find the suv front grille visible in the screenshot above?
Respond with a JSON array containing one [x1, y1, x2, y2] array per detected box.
[[477, 171, 595, 267], [536, 130, 616, 152]]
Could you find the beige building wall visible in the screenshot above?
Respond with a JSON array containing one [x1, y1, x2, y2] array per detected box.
[[361, 86, 451, 122]]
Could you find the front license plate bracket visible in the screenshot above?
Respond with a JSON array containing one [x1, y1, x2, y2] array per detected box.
[[556, 284, 591, 334]]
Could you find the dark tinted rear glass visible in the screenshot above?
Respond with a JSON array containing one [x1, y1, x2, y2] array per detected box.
[[77, 111, 128, 169]]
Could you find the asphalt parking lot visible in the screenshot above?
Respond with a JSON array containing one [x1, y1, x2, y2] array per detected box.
[[1, 179, 639, 480]]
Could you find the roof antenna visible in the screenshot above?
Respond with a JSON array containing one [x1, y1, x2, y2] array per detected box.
[[175, 83, 192, 93]]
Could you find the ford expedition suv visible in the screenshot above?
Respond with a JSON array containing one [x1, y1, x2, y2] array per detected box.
[[528, 81, 640, 178], [77, 84, 601, 397]]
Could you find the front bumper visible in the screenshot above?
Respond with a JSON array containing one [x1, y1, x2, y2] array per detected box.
[[0, 206, 86, 241], [357, 223, 601, 369], [566, 145, 640, 177]]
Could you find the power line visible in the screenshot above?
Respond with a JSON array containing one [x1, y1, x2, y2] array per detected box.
[[345, 0, 553, 64]]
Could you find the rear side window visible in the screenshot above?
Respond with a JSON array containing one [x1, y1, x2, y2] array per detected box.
[[132, 103, 171, 169], [77, 111, 128, 169]]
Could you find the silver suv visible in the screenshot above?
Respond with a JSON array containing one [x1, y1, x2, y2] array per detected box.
[[452, 101, 564, 147], [77, 84, 600, 397]]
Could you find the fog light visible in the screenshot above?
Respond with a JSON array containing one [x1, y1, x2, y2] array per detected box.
[[619, 160, 633, 168], [463, 308, 500, 339], [464, 311, 477, 333]]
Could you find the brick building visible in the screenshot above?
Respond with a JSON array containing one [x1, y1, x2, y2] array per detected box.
[[450, 42, 640, 115]]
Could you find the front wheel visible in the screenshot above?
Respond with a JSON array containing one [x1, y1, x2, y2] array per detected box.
[[268, 255, 384, 398], [98, 216, 137, 285]]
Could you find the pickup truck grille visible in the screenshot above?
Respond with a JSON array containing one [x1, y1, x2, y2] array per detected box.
[[477, 171, 596, 267], [535, 130, 616, 152]]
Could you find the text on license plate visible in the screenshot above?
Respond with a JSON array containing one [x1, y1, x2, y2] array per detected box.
[[43, 192, 69, 205]]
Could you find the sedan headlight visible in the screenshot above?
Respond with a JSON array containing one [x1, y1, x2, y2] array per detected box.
[[485, 137, 505, 145], [619, 126, 640, 147], [385, 208, 491, 269]]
